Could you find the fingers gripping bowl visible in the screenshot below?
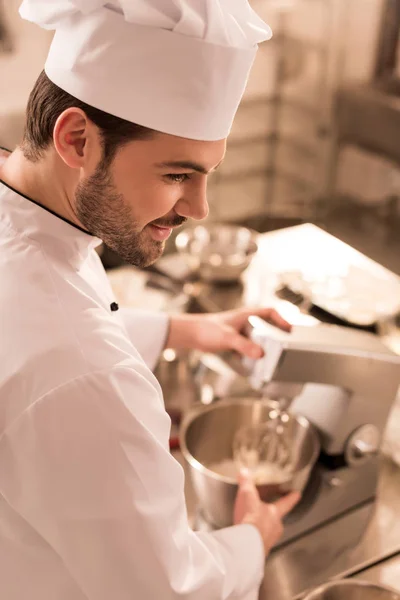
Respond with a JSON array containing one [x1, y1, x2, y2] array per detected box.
[[180, 398, 320, 529]]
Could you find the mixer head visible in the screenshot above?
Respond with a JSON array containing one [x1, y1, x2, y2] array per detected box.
[[238, 317, 400, 457]]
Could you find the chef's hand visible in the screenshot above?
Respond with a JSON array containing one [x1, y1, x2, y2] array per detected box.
[[234, 469, 300, 556], [166, 307, 291, 357]]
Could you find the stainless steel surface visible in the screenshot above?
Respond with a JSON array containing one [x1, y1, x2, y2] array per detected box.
[[188, 224, 400, 331], [346, 425, 381, 467], [260, 458, 400, 599], [193, 351, 303, 403], [175, 224, 258, 283], [303, 580, 400, 600], [180, 398, 320, 528], [278, 460, 379, 547], [354, 555, 400, 590], [192, 352, 257, 403], [236, 317, 400, 457], [154, 350, 200, 415]]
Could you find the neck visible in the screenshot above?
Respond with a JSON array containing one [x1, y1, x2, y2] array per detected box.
[[0, 147, 85, 230]]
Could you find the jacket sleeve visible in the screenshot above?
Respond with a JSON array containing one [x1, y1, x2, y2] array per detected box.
[[119, 308, 170, 370], [0, 363, 264, 600]]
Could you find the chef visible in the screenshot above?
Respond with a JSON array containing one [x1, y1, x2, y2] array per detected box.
[[0, 2, 299, 599]]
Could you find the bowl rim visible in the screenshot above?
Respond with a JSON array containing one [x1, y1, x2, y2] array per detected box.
[[179, 397, 321, 485], [304, 579, 400, 599], [175, 224, 259, 253]]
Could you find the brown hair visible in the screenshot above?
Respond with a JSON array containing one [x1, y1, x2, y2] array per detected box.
[[22, 71, 154, 164]]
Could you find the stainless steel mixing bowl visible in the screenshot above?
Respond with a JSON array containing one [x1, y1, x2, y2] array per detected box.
[[180, 398, 320, 528], [303, 580, 400, 600], [175, 224, 258, 283]]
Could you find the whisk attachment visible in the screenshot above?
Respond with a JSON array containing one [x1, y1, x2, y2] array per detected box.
[[233, 400, 295, 485]]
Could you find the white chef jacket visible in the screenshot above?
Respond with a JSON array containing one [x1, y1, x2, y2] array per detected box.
[[0, 180, 264, 600]]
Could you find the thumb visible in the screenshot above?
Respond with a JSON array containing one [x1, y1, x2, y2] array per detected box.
[[234, 468, 260, 523], [237, 469, 259, 504], [238, 467, 253, 488]]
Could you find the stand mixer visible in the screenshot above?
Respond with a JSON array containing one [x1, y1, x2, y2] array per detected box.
[[228, 317, 400, 545], [179, 316, 400, 596], [237, 316, 400, 546], [185, 317, 400, 549]]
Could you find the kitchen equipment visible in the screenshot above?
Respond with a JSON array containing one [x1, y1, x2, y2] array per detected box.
[[180, 398, 320, 528], [175, 224, 258, 283], [174, 222, 400, 598], [233, 399, 295, 484], [232, 317, 400, 546], [241, 317, 399, 450], [192, 352, 259, 404], [303, 580, 400, 600], [154, 349, 201, 449], [183, 316, 400, 550]]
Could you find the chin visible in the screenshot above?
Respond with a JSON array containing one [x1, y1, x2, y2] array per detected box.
[[130, 243, 165, 268]]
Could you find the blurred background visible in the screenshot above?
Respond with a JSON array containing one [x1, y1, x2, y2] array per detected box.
[[1, 0, 400, 274]]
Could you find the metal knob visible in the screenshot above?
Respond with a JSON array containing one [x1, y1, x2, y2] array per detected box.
[[352, 440, 378, 459], [345, 424, 380, 467]]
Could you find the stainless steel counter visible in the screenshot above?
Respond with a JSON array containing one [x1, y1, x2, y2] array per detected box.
[[355, 554, 400, 589], [260, 458, 400, 598]]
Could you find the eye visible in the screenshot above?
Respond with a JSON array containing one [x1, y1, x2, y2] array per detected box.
[[166, 173, 191, 184]]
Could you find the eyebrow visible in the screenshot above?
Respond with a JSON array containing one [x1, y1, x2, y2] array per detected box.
[[155, 160, 223, 175]]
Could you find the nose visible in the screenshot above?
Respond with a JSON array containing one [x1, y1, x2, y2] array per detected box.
[[175, 179, 209, 221]]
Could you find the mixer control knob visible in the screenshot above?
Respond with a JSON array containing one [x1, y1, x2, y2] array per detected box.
[[345, 425, 380, 467]]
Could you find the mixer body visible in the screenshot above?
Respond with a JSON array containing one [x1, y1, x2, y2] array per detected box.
[[182, 319, 400, 547]]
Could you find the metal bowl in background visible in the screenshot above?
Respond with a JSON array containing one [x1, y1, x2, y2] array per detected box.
[[175, 224, 258, 283], [180, 398, 320, 529], [303, 580, 400, 600], [155, 349, 200, 414]]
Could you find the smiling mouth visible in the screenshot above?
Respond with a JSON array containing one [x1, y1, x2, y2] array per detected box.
[[148, 224, 174, 241]]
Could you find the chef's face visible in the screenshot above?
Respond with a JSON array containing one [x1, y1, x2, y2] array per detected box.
[[74, 132, 226, 267]]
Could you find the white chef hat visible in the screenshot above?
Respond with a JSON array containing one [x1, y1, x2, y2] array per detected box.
[[19, 1, 272, 141]]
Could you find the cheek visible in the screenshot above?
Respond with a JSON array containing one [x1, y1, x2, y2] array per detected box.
[[122, 179, 182, 222], [110, 155, 181, 221]]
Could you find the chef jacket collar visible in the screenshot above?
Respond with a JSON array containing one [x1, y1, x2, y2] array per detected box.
[[0, 179, 102, 270]]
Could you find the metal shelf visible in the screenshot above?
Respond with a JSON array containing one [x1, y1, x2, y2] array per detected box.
[[239, 95, 321, 118], [212, 166, 316, 194], [227, 134, 320, 158], [212, 0, 346, 221]]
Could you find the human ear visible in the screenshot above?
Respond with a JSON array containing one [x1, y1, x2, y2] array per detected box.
[[53, 107, 98, 169]]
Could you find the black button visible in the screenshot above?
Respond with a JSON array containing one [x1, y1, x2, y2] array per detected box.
[[110, 302, 119, 312]]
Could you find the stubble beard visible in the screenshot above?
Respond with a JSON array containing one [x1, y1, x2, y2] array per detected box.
[[75, 163, 165, 268]]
